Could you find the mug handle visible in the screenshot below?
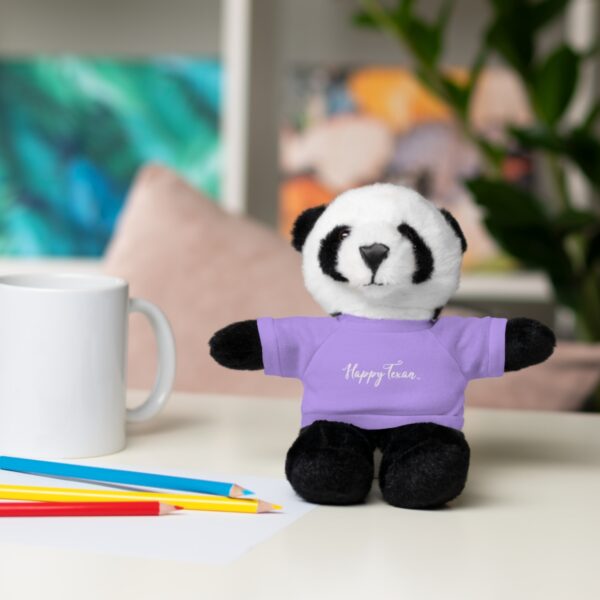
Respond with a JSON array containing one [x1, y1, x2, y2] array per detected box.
[[126, 298, 176, 423]]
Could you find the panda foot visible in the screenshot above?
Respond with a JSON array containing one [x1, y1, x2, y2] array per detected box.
[[378, 423, 470, 509], [285, 420, 374, 505]]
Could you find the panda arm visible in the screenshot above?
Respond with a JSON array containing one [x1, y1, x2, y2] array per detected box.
[[209, 320, 264, 370], [504, 318, 556, 372]]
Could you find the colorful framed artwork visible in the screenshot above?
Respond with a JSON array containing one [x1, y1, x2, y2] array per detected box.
[[280, 66, 535, 271], [0, 55, 221, 256]]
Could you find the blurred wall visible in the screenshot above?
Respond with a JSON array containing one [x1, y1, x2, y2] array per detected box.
[[281, 0, 491, 65], [0, 0, 220, 55]]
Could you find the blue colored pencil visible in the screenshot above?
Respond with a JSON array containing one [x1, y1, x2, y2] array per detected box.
[[0, 456, 254, 498]]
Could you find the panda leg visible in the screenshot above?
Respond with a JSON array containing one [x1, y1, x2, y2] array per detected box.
[[377, 423, 470, 509], [285, 420, 375, 505]]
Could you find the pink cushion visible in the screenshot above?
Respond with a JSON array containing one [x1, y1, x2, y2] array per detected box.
[[103, 164, 321, 397]]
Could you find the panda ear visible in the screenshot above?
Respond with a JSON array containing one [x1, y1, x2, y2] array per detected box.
[[439, 208, 467, 253], [291, 205, 327, 252]]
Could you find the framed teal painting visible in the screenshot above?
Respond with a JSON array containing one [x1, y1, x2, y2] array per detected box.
[[0, 56, 222, 256]]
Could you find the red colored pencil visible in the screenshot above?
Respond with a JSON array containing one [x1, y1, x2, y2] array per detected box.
[[0, 501, 180, 517]]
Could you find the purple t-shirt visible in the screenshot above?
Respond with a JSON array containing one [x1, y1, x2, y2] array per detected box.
[[257, 314, 506, 431]]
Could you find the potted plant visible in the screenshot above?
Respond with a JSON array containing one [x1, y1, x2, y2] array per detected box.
[[354, 0, 600, 408]]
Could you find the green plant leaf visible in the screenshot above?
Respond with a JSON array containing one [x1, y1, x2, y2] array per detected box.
[[553, 209, 599, 235], [466, 177, 549, 226], [467, 176, 575, 298], [356, 1, 444, 66], [531, 0, 571, 29], [465, 46, 488, 99], [394, 0, 415, 24], [485, 12, 534, 76], [436, 0, 455, 31], [414, 65, 438, 94], [509, 125, 563, 152], [564, 129, 600, 190], [488, 0, 522, 12], [484, 0, 570, 77], [532, 45, 579, 124], [581, 100, 600, 132], [401, 19, 442, 66], [510, 124, 600, 192], [489, 0, 569, 30], [352, 10, 378, 29], [587, 232, 600, 267], [439, 74, 469, 115], [485, 218, 576, 307]]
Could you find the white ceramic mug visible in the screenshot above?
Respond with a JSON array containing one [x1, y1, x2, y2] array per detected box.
[[0, 273, 176, 458]]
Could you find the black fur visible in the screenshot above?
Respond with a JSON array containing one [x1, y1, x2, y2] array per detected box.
[[286, 420, 470, 508], [397, 223, 434, 284], [209, 320, 264, 370], [377, 423, 470, 509], [286, 420, 375, 505], [439, 208, 467, 253], [504, 318, 556, 372], [318, 226, 350, 282], [291, 205, 327, 252], [431, 306, 443, 321]]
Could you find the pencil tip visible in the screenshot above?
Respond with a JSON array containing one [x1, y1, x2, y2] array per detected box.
[[257, 500, 283, 513], [230, 485, 255, 498], [159, 503, 182, 515], [229, 484, 243, 498]]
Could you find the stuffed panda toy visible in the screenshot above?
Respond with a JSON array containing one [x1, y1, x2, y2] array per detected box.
[[209, 184, 556, 509]]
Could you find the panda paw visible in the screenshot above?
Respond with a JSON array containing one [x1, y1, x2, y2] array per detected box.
[[504, 318, 556, 372], [209, 320, 264, 370], [378, 423, 470, 509], [285, 420, 374, 505]]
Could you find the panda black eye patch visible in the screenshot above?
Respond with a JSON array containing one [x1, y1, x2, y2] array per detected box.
[[439, 208, 467, 253], [318, 226, 350, 282], [397, 223, 434, 284]]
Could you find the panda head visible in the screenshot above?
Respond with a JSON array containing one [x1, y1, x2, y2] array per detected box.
[[291, 184, 467, 320]]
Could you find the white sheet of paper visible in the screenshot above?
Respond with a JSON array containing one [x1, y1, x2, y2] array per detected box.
[[0, 469, 315, 564]]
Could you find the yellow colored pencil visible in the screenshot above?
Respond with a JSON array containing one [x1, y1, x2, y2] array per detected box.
[[0, 484, 281, 514]]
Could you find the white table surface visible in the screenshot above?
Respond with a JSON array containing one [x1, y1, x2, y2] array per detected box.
[[0, 391, 599, 600]]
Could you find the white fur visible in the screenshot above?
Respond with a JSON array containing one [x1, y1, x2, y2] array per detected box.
[[302, 184, 463, 320]]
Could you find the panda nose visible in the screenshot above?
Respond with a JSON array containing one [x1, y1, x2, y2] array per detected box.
[[359, 243, 390, 273]]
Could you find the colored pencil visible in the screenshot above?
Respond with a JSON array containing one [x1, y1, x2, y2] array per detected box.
[[0, 455, 253, 498], [0, 501, 179, 517], [0, 484, 281, 514]]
